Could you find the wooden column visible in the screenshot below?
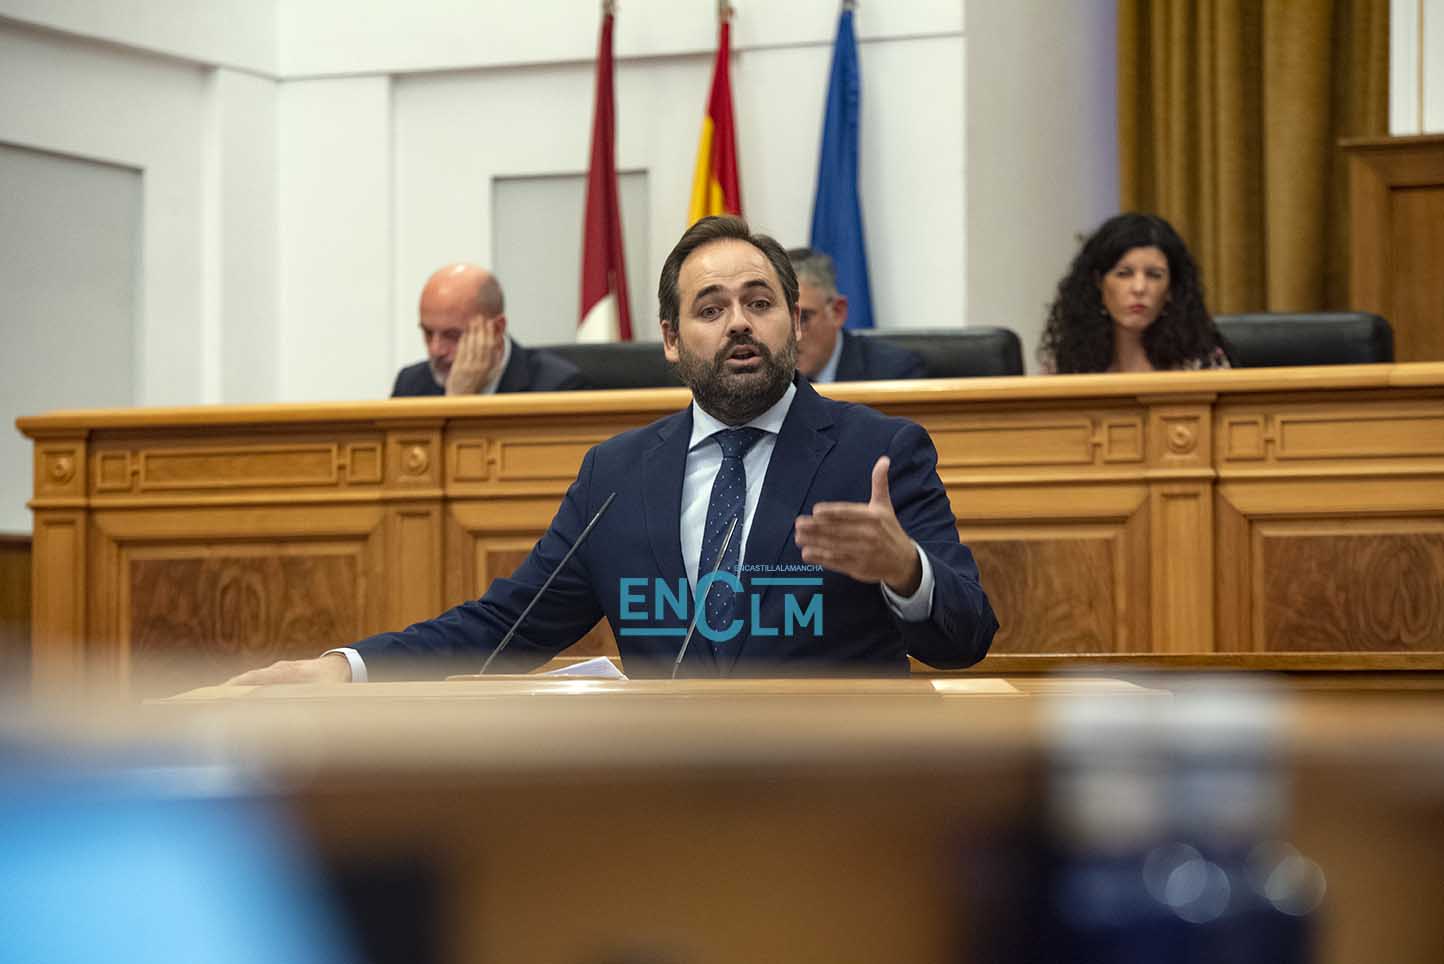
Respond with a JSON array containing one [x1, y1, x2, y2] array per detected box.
[[1343, 134, 1444, 362], [1144, 396, 1216, 652], [28, 432, 88, 693]]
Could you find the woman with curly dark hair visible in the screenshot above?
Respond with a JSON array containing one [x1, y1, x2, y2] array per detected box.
[[1039, 213, 1231, 373]]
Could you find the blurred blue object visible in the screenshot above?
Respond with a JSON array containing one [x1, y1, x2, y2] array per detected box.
[[0, 762, 355, 964]]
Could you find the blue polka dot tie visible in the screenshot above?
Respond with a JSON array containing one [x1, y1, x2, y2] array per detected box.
[[698, 427, 765, 646]]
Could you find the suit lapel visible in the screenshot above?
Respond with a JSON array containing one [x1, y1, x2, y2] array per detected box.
[[723, 379, 836, 672], [643, 407, 717, 675], [833, 331, 864, 382], [496, 340, 528, 392]]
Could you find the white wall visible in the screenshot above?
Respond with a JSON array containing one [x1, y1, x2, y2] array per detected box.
[[0, 0, 1128, 531], [276, 77, 392, 402], [1, 20, 208, 406], [0, 144, 140, 533], [965, 0, 1119, 372], [1391, 0, 1444, 133], [282, 0, 971, 397], [214, 69, 280, 404], [276, 0, 960, 77], [0, 0, 275, 72]]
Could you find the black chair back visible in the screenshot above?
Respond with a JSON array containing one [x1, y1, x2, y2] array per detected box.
[[543, 325, 1027, 388], [543, 342, 684, 390], [855, 326, 1025, 378], [1214, 312, 1394, 367]]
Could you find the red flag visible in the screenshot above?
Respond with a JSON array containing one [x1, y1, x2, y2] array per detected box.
[[688, 9, 741, 223], [579, 1, 632, 342]]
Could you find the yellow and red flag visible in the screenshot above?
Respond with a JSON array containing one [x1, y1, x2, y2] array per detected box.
[[687, 7, 741, 224]]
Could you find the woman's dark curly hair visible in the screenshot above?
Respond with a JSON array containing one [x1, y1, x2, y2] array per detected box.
[[1039, 213, 1230, 373]]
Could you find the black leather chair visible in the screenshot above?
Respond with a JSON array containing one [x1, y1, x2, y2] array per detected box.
[[543, 341, 684, 390], [542, 325, 1026, 388], [855, 326, 1025, 378], [1214, 312, 1393, 367]]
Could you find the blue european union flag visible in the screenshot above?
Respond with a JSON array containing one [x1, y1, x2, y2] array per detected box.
[[809, 7, 874, 330]]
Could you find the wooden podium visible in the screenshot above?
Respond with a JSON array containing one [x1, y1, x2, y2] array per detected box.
[[19, 365, 1444, 696], [64, 678, 1425, 962]]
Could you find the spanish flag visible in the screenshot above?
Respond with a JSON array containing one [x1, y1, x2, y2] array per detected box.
[[687, 8, 741, 224]]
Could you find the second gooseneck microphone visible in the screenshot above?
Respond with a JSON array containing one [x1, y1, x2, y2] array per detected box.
[[671, 514, 741, 680], [479, 491, 618, 675]]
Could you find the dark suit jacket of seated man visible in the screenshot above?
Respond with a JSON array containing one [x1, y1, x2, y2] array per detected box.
[[786, 246, 925, 383], [391, 340, 585, 396], [833, 329, 926, 382], [230, 217, 996, 686], [390, 262, 585, 397]]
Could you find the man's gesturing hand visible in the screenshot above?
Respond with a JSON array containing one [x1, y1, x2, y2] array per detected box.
[[445, 317, 506, 395], [793, 456, 922, 596], [226, 652, 352, 686]]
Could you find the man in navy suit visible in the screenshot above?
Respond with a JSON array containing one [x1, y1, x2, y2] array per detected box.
[[390, 263, 584, 397], [233, 218, 995, 683], [787, 247, 925, 383]]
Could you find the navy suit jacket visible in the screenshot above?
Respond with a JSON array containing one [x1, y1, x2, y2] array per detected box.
[[355, 377, 997, 679], [833, 331, 927, 382], [390, 340, 585, 397]]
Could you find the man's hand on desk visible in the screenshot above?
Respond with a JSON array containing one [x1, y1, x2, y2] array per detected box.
[[793, 456, 923, 597], [226, 652, 352, 686]]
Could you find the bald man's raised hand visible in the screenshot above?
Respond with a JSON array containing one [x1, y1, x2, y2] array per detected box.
[[793, 456, 923, 596], [446, 317, 506, 395]]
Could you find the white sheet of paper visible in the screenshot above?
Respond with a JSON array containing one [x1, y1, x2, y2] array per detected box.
[[537, 657, 628, 680]]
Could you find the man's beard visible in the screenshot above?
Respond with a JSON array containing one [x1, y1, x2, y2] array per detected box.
[[672, 330, 797, 425], [428, 360, 449, 389]]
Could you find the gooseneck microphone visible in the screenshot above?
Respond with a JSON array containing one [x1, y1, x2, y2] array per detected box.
[[479, 491, 618, 675], [670, 514, 740, 680]]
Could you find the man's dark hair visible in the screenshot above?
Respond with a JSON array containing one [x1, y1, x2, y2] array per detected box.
[[658, 216, 799, 326]]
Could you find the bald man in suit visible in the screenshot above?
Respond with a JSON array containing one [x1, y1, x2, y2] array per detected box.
[[391, 263, 584, 397]]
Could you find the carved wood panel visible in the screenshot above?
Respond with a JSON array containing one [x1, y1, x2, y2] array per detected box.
[[474, 545, 618, 661], [965, 526, 1142, 654], [125, 547, 367, 697], [88, 432, 387, 499], [1217, 399, 1444, 472], [925, 408, 1147, 480], [1256, 525, 1444, 652]]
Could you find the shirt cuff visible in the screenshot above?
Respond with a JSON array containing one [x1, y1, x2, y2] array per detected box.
[[322, 647, 368, 683], [879, 543, 935, 621]]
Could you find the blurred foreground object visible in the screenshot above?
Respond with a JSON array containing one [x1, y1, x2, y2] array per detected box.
[[6, 676, 1444, 963], [1026, 681, 1324, 963], [0, 756, 355, 964]]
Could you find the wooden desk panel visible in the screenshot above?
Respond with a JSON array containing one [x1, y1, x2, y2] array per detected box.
[[19, 365, 1444, 691]]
